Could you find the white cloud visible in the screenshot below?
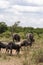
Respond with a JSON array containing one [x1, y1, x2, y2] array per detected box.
[[0, 12, 43, 28], [0, 14, 4, 21], [24, 0, 43, 5], [19, 17, 43, 28], [11, 5, 43, 13], [0, 0, 43, 28], [0, 0, 10, 8]]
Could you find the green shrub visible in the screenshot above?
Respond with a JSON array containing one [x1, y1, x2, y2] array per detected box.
[[31, 49, 43, 64], [0, 31, 11, 38], [19, 32, 26, 39]]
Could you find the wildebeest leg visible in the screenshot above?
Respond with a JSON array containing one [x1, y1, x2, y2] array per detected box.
[[16, 49, 20, 54], [10, 49, 12, 55], [30, 43, 32, 47], [0, 48, 1, 51], [6, 47, 9, 54], [0, 48, 1, 54]]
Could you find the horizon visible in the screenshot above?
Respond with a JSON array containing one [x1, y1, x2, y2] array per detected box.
[[1, 21, 43, 28]]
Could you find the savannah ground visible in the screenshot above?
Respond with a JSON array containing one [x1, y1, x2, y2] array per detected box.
[[0, 33, 43, 65]]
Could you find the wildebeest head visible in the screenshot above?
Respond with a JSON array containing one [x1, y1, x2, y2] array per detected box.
[[26, 33, 35, 42], [13, 34, 20, 42]]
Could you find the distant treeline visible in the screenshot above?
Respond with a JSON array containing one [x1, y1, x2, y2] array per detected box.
[[0, 22, 43, 34]]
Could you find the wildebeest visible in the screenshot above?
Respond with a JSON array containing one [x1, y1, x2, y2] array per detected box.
[[13, 34, 20, 42], [26, 33, 34, 42], [21, 33, 35, 47], [6, 41, 21, 55], [0, 41, 7, 51], [21, 39, 34, 47]]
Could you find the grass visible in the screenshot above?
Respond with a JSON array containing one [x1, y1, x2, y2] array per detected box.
[[0, 33, 43, 65]]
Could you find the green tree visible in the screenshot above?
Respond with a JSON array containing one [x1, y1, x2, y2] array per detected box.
[[0, 22, 8, 33], [11, 21, 20, 33], [10, 21, 20, 40]]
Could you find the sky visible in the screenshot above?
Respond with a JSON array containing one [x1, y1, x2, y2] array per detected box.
[[0, 0, 43, 28]]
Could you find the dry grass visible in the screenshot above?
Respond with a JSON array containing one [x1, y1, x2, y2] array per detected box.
[[0, 35, 43, 65]]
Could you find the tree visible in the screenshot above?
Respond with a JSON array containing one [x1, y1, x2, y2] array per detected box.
[[0, 22, 8, 33], [11, 21, 20, 40], [11, 21, 20, 33]]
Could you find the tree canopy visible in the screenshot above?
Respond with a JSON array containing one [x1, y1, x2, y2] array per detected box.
[[0, 22, 8, 33]]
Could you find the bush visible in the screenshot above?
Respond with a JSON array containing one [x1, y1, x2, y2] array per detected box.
[[31, 49, 43, 64], [0, 22, 8, 33], [0, 31, 11, 38], [3, 31, 11, 38], [19, 32, 26, 39]]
